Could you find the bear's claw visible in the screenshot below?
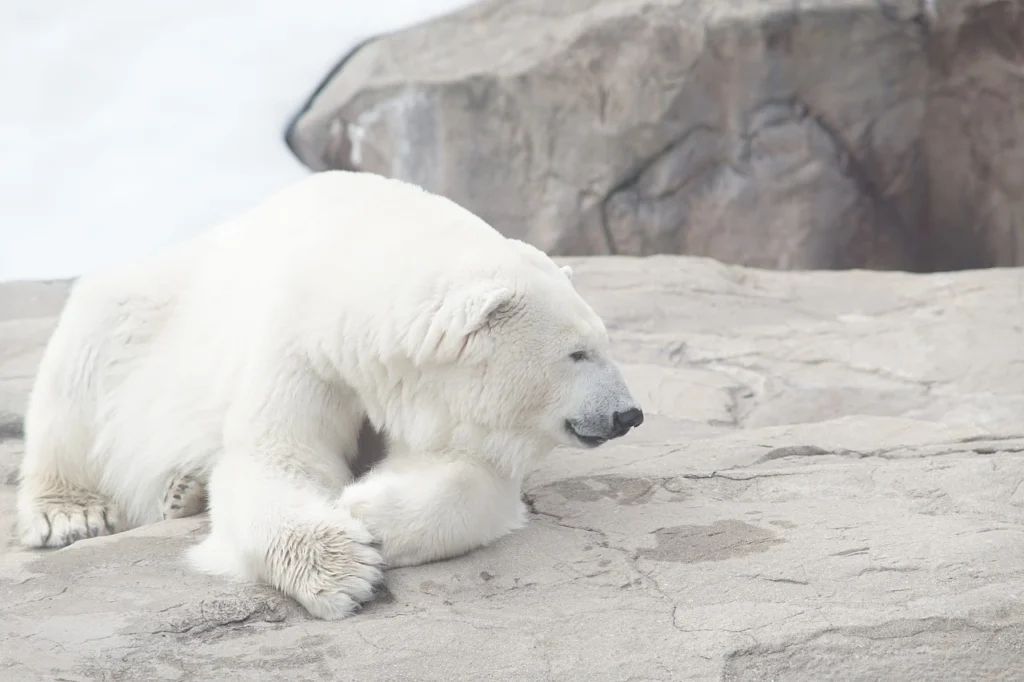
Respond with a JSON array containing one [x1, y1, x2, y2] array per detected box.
[[18, 489, 120, 548]]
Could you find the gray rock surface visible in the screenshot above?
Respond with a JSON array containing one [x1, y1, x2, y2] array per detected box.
[[3, 258, 1024, 680], [288, 0, 1024, 272]]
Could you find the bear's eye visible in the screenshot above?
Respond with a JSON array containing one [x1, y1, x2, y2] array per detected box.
[[570, 351, 588, 362]]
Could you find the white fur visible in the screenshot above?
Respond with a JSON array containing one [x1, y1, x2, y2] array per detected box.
[[16, 170, 641, 619]]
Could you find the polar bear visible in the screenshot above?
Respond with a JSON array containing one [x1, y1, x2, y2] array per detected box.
[[16, 170, 643, 619]]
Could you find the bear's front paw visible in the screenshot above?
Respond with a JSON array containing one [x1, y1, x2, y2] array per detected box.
[[18, 487, 121, 548], [274, 517, 386, 621]]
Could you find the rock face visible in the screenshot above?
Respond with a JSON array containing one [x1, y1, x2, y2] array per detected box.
[[3, 259, 1024, 679], [287, 0, 1024, 272]]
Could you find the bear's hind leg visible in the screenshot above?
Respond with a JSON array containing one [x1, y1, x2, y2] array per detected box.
[[17, 391, 121, 549], [17, 478, 121, 548]]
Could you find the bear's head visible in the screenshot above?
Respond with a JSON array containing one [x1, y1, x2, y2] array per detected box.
[[405, 248, 643, 460]]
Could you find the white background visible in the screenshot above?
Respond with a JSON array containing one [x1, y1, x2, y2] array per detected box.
[[0, 0, 476, 282]]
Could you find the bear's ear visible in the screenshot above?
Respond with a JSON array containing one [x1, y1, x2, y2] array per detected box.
[[410, 281, 516, 365], [560, 265, 574, 281]]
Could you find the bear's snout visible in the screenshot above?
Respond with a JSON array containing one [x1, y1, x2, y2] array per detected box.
[[612, 407, 644, 435]]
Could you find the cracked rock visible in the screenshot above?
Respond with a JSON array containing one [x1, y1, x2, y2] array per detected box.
[[2, 257, 1024, 680], [287, 0, 1024, 271]]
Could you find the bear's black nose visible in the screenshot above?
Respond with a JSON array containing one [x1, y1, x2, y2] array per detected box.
[[613, 407, 644, 431]]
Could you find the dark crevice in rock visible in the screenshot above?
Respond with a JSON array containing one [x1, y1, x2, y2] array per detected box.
[[796, 97, 929, 272], [602, 123, 725, 256]]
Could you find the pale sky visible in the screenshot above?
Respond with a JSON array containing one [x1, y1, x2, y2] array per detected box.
[[0, 0, 477, 282]]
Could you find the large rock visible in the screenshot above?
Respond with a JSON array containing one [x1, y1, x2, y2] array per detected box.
[[3, 258, 1024, 680], [287, 0, 1024, 272]]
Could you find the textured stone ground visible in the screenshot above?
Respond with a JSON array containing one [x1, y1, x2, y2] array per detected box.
[[3, 257, 1024, 680]]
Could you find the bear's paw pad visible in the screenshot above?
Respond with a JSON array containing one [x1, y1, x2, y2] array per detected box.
[[161, 473, 207, 520]]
